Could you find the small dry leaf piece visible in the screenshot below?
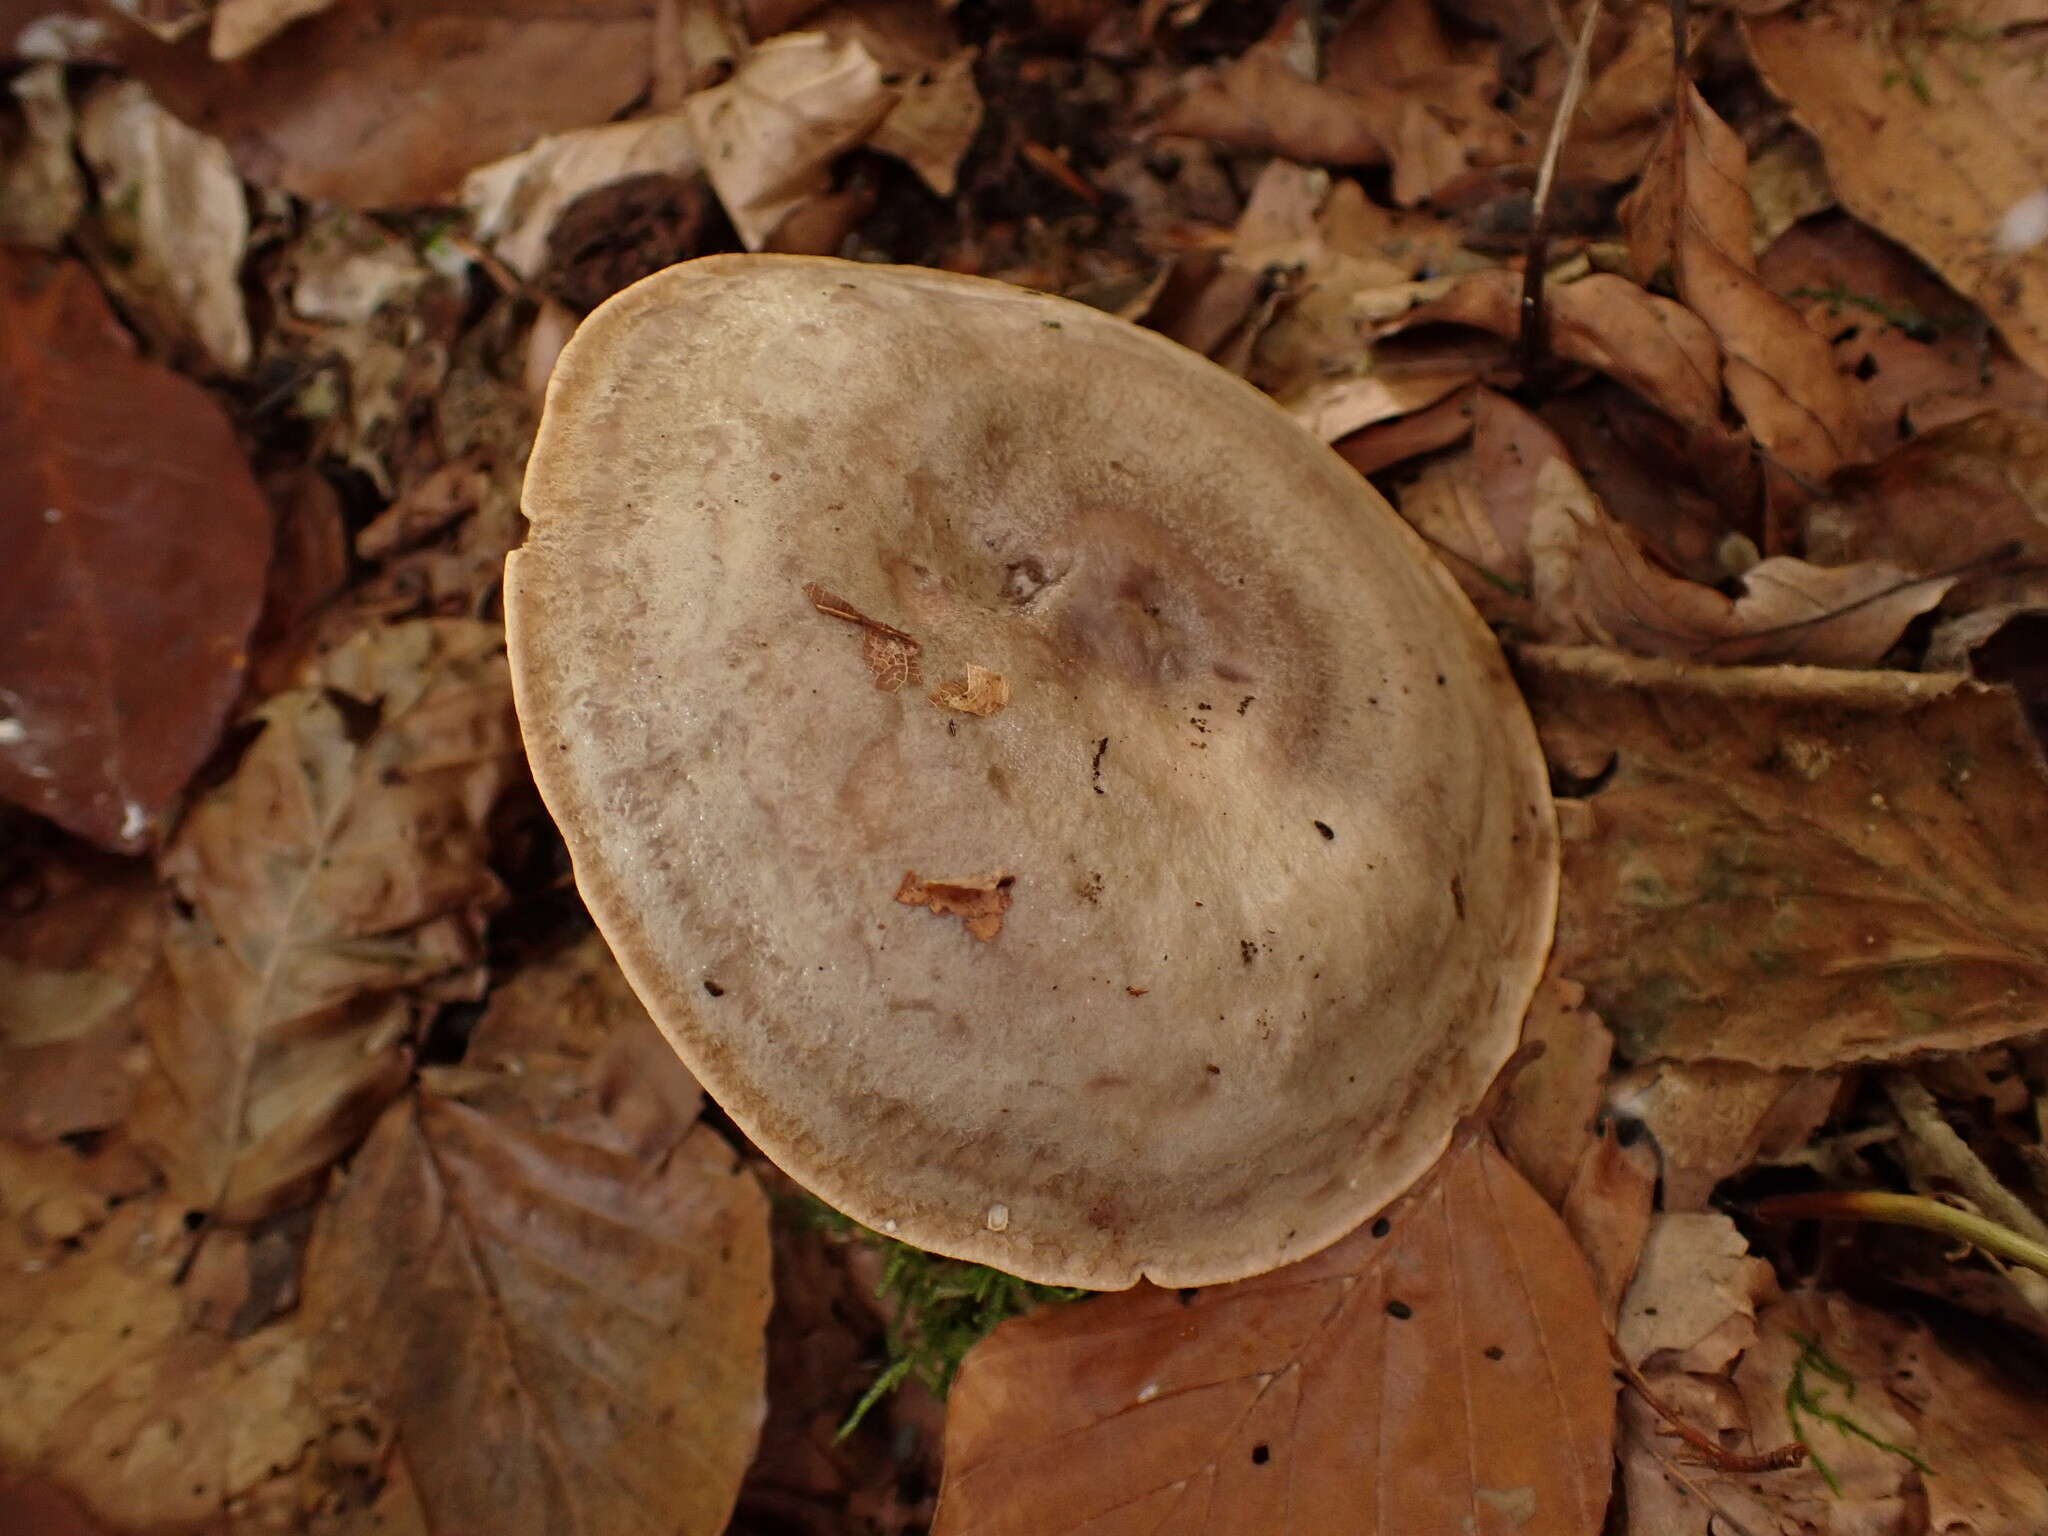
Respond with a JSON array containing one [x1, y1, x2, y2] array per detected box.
[[930, 664, 1011, 717], [933, 1137, 1614, 1535], [0, 253, 269, 853], [1520, 644, 2048, 1069], [895, 871, 1013, 942], [508, 255, 1558, 1289]]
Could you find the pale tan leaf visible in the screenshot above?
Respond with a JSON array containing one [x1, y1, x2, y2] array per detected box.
[[1608, 1060, 1839, 1210], [868, 47, 982, 197], [1618, 1213, 1776, 1374], [934, 1137, 1614, 1536], [130, 619, 524, 1224], [929, 664, 1012, 717], [1624, 81, 1855, 488], [0, 63, 84, 248], [1521, 644, 2048, 1068], [76, 78, 250, 373], [684, 30, 895, 249], [207, 0, 332, 60], [1747, 4, 2048, 381]]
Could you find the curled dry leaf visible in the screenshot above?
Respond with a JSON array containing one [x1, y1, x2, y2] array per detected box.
[[1558, 1127, 1657, 1324], [1608, 1059, 1839, 1209], [1528, 456, 1954, 666], [0, 62, 84, 248], [1619, 1213, 1777, 1376], [0, 253, 269, 853], [302, 939, 773, 1536], [1390, 268, 1724, 439], [1746, 2, 2048, 382], [130, 619, 524, 1225], [684, 30, 895, 250], [1154, 43, 1386, 168], [934, 1136, 1613, 1536], [462, 110, 704, 282], [868, 46, 983, 198], [121, 0, 653, 205], [1623, 81, 1855, 492], [206, 0, 333, 61], [894, 871, 1013, 942], [930, 664, 1012, 717], [1520, 643, 2048, 1068]]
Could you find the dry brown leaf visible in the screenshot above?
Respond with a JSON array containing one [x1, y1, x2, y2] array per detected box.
[[0, 253, 269, 853], [0, 63, 83, 248], [130, 619, 523, 1225], [462, 111, 705, 282], [1747, 3, 2048, 382], [303, 970, 773, 1536], [1497, 971, 1615, 1208], [894, 871, 1013, 942], [1609, 1059, 1839, 1209], [1153, 44, 1386, 168], [1559, 1126, 1658, 1324], [934, 1135, 1614, 1535], [684, 30, 895, 250], [1529, 456, 1954, 664], [1762, 214, 2048, 462], [1623, 81, 1856, 491], [1391, 268, 1724, 438], [121, 0, 653, 206], [1334, 383, 1479, 475], [1521, 643, 2048, 1068], [929, 664, 1012, 717]]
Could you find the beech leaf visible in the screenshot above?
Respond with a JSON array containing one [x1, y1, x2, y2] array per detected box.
[[934, 1136, 1614, 1536], [0, 253, 269, 853], [1623, 81, 1856, 489], [129, 618, 524, 1224], [300, 938, 772, 1536], [1521, 643, 2048, 1068]]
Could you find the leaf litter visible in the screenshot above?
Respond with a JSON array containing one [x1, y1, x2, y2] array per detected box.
[[9, 0, 2048, 1530]]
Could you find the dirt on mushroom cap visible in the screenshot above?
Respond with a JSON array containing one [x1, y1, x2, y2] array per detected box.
[[506, 254, 1558, 1289]]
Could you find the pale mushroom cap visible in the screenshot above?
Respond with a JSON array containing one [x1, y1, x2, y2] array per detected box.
[[507, 254, 1558, 1289]]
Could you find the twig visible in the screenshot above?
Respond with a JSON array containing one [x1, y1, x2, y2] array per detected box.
[[1754, 1189, 2048, 1281], [1611, 1337, 1809, 1474], [1517, 0, 1604, 381], [1885, 1072, 2048, 1247]]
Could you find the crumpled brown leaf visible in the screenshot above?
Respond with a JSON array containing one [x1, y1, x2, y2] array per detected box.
[[0, 253, 269, 853], [1623, 80, 1856, 492], [0, 62, 84, 248], [206, 0, 332, 61], [934, 1135, 1614, 1535], [1497, 971, 1614, 1208], [303, 936, 772, 1536], [685, 30, 895, 249], [1521, 643, 2048, 1068], [1747, 1, 2048, 382], [1153, 43, 1385, 168], [462, 111, 705, 282], [129, 619, 523, 1225], [868, 46, 983, 198]]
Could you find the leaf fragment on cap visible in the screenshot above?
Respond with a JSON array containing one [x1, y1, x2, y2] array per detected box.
[[930, 664, 1011, 717], [895, 871, 1013, 942]]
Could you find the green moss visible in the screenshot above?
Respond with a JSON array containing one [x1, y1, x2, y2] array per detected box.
[[790, 1197, 1089, 1438], [1785, 1331, 1932, 1494]]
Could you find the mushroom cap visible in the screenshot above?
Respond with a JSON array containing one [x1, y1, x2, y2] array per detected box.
[[507, 254, 1558, 1289]]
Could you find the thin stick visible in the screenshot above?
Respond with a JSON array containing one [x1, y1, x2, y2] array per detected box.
[[1518, 0, 1603, 380], [1611, 1338, 1809, 1474]]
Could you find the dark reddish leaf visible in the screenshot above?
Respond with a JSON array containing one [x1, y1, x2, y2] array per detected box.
[[0, 254, 268, 852]]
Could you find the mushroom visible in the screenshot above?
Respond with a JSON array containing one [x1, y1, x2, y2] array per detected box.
[[506, 254, 1558, 1289]]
